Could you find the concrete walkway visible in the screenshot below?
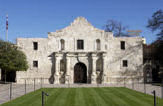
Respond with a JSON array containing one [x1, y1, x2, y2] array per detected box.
[[125, 83, 163, 98], [0, 83, 162, 104], [0, 84, 41, 104]]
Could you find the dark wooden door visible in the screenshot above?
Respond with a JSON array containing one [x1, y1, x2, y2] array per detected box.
[[74, 63, 87, 83]]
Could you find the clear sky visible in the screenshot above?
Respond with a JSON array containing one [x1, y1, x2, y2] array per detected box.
[[0, 0, 162, 44]]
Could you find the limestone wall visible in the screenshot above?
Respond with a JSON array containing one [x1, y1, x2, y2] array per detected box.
[[105, 37, 143, 83], [16, 17, 144, 84]]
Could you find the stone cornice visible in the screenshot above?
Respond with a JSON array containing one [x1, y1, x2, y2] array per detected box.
[[54, 51, 106, 54], [53, 51, 107, 57]]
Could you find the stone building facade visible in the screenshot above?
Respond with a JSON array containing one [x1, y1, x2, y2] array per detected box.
[[16, 17, 144, 84]]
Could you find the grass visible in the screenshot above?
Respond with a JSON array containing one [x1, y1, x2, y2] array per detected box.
[[1, 87, 163, 106]]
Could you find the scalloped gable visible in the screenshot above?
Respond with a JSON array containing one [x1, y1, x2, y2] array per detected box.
[[70, 17, 92, 27], [48, 17, 107, 37]]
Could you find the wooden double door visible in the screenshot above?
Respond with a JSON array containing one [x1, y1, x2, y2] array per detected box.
[[74, 62, 87, 83]]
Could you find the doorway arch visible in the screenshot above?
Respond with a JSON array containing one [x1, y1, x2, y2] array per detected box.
[[74, 62, 87, 83]]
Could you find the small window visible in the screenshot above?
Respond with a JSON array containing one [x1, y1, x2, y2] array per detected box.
[[33, 61, 38, 68], [123, 60, 128, 67], [33, 42, 38, 50], [60, 39, 65, 50], [77, 40, 84, 50], [96, 39, 101, 50], [121, 41, 125, 50]]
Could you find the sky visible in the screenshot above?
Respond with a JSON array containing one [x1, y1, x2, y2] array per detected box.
[[0, 0, 163, 44]]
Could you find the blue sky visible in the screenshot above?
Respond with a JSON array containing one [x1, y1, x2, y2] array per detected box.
[[0, 0, 162, 44]]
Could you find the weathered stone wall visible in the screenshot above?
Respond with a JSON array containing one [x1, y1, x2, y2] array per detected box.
[[16, 17, 144, 84], [106, 37, 143, 83]]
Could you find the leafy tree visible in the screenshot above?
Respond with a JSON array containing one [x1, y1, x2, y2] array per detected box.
[[147, 9, 163, 40], [104, 19, 129, 37], [0, 40, 28, 82]]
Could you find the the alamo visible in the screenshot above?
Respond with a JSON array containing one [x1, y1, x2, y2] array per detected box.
[[16, 17, 144, 84]]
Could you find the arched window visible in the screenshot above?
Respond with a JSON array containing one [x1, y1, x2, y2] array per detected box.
[[60, 39, 65, 50], [96, 39, 101, 50]]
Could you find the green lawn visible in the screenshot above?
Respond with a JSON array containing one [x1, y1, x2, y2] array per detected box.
[[1, 87, 163, 106]]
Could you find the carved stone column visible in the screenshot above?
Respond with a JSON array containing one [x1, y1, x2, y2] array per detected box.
[[102, 54, 107, 84], [55, 56, 62, 84], [65, 56, 71, 84], [91, 54, 97, 84]]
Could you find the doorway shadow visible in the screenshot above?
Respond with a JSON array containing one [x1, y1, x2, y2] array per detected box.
[[74, 62, 87, 83]]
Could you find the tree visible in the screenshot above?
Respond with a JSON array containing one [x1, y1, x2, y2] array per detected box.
[[147, 10, 163, 64], [104, 19, 129, 37], [0, 40, 28, 82], [147, 9, 163, 40], [147, 9, 163, 83]]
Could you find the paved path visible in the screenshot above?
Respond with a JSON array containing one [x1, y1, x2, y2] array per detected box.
[[0, 84, 41, 104], [125, 84, 163, 98], [0, 83, 162, 104]]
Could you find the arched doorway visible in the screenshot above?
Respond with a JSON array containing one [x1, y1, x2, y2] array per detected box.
[[74, 62, 87, 83]]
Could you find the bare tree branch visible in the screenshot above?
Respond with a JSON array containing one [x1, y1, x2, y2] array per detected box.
[[104, 19, 129, 37]]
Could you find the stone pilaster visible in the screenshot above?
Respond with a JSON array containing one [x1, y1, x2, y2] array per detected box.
[[102, 54, 107, 84], [55, 56, 62, 84], [65, 56, 71, 84], [91, 54, 97, 84]]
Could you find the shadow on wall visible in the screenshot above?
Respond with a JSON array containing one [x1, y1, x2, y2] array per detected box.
[[96, 53, 103, 84], [48, 52, 56, 84], [87, 53, 92, 83], [110, 40, 144, 82], [59, 53, 66, 84], [48, 52, 67, 84]]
